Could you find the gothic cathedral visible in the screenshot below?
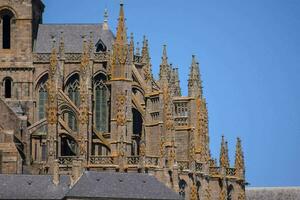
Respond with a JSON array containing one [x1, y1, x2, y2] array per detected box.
[[0, 0, 246, 199]]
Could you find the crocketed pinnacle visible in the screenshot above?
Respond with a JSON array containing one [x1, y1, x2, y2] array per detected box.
[[234, 137, 245, 177], [159, 45, 170, 81], [115, 2, 127, 45], [220, 136, 230, 168], [162, 44, 168, 66], [111, 2, 129, 78], [142, 36, 150, 64], [129, 32, 134, 60], [188, 55, 203, 98]]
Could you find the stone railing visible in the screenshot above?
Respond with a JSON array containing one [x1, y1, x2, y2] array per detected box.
[[33, 53, 51, 63], [58, 156, 74, 166], [145, 156, 159, 166], [134, 55, 142, 64], [90, 156, 115, 165], [226, 168, 236, 177], [195, 162, 204, 172], [127, 156, 140, 165], [33, 52, 109, 63], [174, 117, 189, 127], [209, 167, 221, 176], [94, 52, 109, 62], [178, 160, 190, 170], [65, 53, 81, 62]]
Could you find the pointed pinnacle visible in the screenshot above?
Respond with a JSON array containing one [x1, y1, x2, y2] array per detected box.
[[115, 2, 127, 45]]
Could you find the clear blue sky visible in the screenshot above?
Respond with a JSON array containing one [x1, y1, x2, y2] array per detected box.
[[43, 0, 300, 187]]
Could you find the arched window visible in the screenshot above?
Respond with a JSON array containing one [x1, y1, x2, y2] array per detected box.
[[178, 179, 187, 198], [38, 82, 47, 120], [0, 9, 14, 49], [66, 74, 80, 131], [60, 134, 77, 156], [3, 77, 12, 98], [132, 108, 143, 155], [227, 185, 234, 200], [94, 74, 108, 132]]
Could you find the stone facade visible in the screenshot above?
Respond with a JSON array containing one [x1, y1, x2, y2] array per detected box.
[[0, 1, 246, 199]]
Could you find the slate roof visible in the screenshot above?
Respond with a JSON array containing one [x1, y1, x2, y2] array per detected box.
[[34, 24, 115, 53], [67, 171, 181, 200], [246, 187, 300, 200], [0, 172, 180, 200], [0, 174, 70, 200]]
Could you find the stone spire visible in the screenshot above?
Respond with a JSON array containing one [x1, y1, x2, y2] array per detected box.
[[110, 2, 129, 78], [220, 136, 229, 168], [102, 8, 109, 30], [234, 137, 245, 179], [188, 55, 203, 98]]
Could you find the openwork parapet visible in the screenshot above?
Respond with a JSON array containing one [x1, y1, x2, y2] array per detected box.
[[58, 156, 74, 166], [195, 162, 204, 172], [145, 156, 159, 166], [178, 160, 190, 171], [209, 167, 221, 176], [127, 156, 140, 165], [226, 168, 236, 177], [90, 156, 115, 165]]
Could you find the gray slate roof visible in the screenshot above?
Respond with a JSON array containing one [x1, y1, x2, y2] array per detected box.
[[246, 187, 300, 200], [0, 174, 70, 200], [34, 24, 115, 53], [0, 172, 180, 200], [67, 171, 180, 200]]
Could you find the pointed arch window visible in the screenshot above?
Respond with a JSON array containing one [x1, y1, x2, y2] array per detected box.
[[38, 83, 47, 120], [94, 80, 108, 132], [66, 75, 80, 131]]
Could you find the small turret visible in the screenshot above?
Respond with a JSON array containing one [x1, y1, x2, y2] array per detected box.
[[188, 55, 203, 98]]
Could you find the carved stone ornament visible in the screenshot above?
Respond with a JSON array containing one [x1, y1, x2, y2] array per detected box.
[[79, 106, 89, 125], [47, 107, 57, 125], [79, 136, 86, 156], [190, 184, 198, 200], [139, 142, 146, 156], [116, 95, 126, 126]]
